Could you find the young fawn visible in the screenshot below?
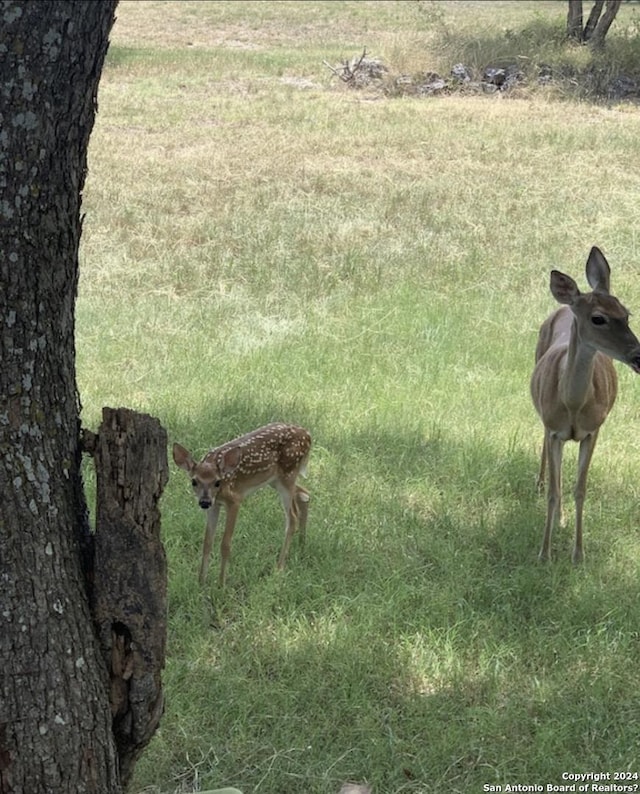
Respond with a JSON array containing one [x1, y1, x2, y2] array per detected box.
[[531, 247, 640, 563], [173, 423, 311, 586]]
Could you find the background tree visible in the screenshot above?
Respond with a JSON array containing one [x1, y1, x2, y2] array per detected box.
[[1, 2, 167, 791], [567, 0, 623, 46]]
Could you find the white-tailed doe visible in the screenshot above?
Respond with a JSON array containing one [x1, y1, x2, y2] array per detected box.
[[530, 246, 640, 563], [173, 423, 311, 586]]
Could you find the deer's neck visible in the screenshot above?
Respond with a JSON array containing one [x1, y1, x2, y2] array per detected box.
[[561, 318, 597, 410]]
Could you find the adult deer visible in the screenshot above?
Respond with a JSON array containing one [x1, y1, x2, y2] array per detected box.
[[173, 423, 311, 586], [530, 246, 640, 563]]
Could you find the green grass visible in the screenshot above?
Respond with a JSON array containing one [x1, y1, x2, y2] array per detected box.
[[78, 2, 640, 792]]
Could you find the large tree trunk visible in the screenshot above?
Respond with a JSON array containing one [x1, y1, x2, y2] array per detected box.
[[0, 2, 125, 792]]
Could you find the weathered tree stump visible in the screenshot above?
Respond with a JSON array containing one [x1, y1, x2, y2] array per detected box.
[[83, 407, 168, 788]]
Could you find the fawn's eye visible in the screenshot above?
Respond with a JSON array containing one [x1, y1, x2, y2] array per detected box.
[[213, 479, 221, 488], [191, 479, 198, 488], [591, 315, 607, 326]]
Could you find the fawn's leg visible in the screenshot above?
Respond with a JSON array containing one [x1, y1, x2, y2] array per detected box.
[[218, 501, 240, 587], [295, 485, 310, 549], [199, 502, 220, 584], [274, 481, 297, 570]]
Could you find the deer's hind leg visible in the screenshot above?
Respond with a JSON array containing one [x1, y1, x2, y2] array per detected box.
[[295, 485, 310, 548], [272, 478, 300, 571]]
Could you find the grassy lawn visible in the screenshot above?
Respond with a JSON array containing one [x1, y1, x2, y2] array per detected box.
[[78, 2, 640, 792]]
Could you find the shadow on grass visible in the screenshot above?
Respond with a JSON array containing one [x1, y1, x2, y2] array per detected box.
[[156, 403, 640, 792], [167, 396, 640, 622]]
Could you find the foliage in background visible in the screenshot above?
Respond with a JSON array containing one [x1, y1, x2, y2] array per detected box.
[[566, 0, 622, 48], [408, 0, 640, 99], [79, 2, 640, 793]]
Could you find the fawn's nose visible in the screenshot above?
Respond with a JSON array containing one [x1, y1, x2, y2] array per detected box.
[[199, 498, 212, 510]]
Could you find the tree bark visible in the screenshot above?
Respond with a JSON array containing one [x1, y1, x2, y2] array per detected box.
[[567, 0, 584, 40], [583, 0, 605, 40], [589, 0, 622, 48], [85, 408, 168, 788], [0, 2, 127, 792], [567, 0, 621, 45]]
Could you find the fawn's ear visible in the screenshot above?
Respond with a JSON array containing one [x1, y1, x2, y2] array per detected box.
[[550, 270, 580, 305], [585, 246, 611, 295], [219, 446, 242, 474], [173, 443, 195, 472]]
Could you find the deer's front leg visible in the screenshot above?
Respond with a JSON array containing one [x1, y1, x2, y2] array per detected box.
[[219, 501, 240, 588], [536, 432, 547, 494], [573, 430, 599, 564], [539, 433, 563, 562], [199, 502, 220, 584]]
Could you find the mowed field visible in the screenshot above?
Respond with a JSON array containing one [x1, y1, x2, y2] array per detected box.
[[78, 2, 640, 792]]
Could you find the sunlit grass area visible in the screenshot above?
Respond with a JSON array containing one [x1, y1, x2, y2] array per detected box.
[[79, 2, 640, 792]]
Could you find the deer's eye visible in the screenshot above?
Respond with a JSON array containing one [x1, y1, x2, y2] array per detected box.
[[191, 479, 198, 488], [591, 315, 607, 326], [213, 479, 221, 488]]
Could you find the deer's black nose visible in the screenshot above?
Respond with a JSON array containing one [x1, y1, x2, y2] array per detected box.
[[199, 499, 211, 510]]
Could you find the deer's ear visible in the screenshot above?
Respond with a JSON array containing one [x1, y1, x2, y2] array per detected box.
[[219, 446, 242, 474], [173, 443, 195, 472], [586, 246, 611, 295], [550, 270, 580, 305]]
